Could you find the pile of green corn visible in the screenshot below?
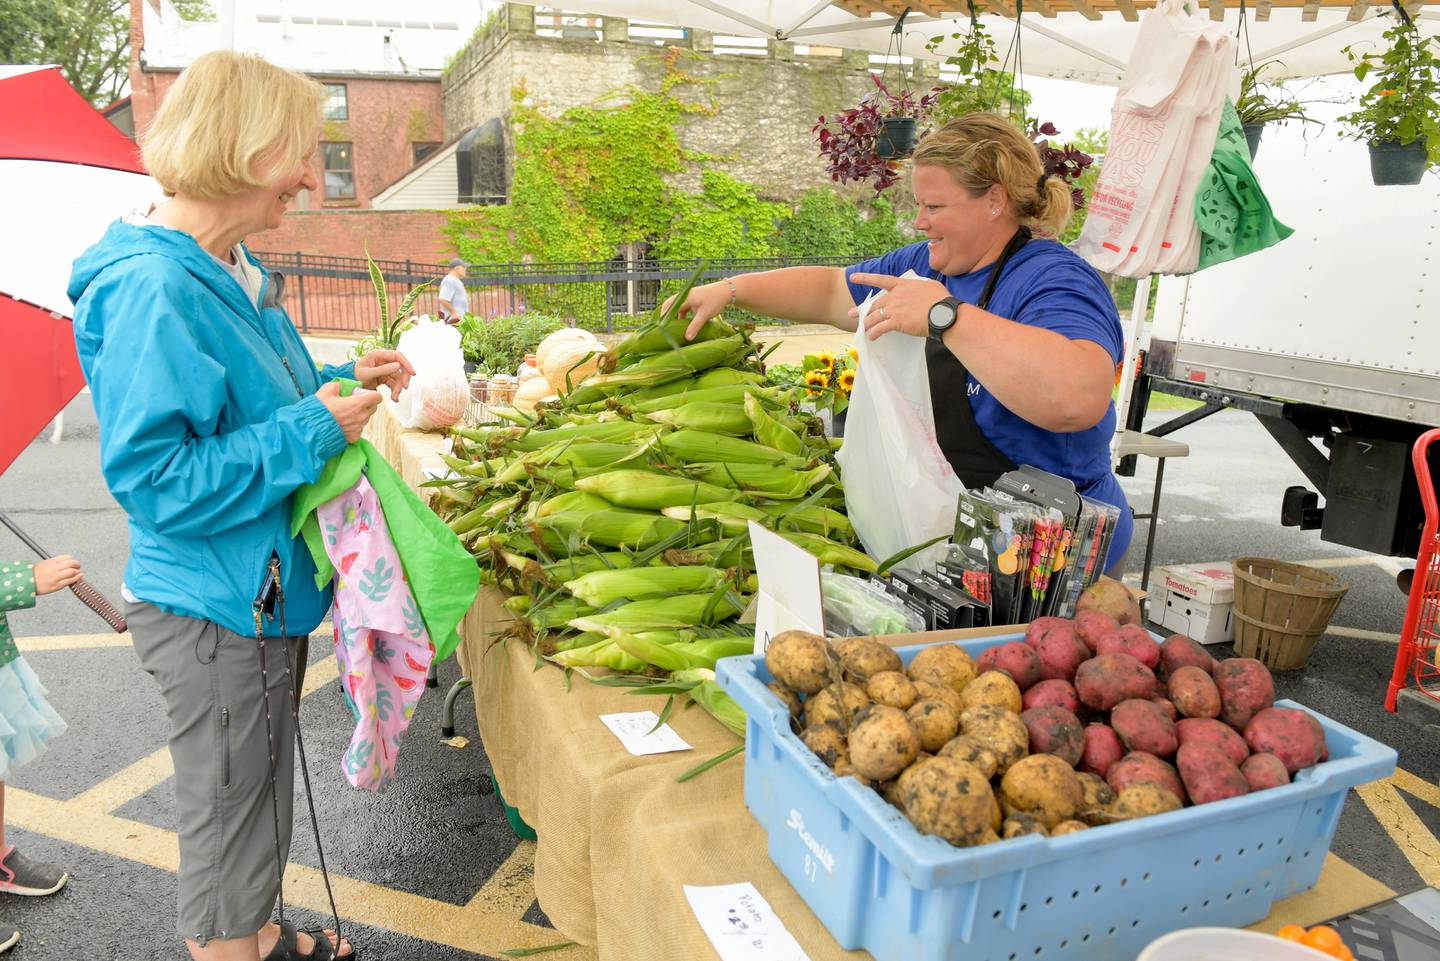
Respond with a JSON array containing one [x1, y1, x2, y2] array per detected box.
[[426, 294, 874, 739]]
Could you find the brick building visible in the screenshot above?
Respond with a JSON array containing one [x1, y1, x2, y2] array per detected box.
[[127, 0, 476, 260]]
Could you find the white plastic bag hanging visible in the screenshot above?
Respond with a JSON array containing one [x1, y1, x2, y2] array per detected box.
[[835, 277, 963, 573], [393, 316, 469, 431], [1075, 0, 1233, 278]]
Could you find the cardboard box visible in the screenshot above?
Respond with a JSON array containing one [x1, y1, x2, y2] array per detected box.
[[1156, 562, 1236, 644]]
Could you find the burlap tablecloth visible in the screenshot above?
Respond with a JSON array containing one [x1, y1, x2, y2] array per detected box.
[[371, 402, 1394, 960]]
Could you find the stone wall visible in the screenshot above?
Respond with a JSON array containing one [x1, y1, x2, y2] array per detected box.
[[441, 3, 937, 202]]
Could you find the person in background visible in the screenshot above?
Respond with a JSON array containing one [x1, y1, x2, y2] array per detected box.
[[667, 113, 1133, 575], [438, 257, 470, 324], [0, 554, 82, 955]]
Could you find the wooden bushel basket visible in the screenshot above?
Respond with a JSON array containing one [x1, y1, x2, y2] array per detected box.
[[1231, 557, 1350, 671]]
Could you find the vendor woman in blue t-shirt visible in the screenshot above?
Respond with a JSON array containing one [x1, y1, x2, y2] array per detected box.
[[670, 112, 1133, 574]]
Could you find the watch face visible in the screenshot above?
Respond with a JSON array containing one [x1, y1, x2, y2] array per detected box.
[[928, 299, 956, 329]]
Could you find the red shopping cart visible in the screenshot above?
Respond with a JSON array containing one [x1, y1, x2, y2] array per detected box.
[[1385, 428, 1440, 712]]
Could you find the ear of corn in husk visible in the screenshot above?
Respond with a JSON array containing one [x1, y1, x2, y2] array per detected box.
[[687, 463, 832, 499], [645, 402, 753, 436], [745, 393, 803, 455], [659, 430, 808, 468], [535, 509, 697, 550], [569, 592, 743, 633], [610, 633, 753, 672], [613, 315, 737, 361], [573, 470, 740, 510], [540, 551, 634, 581], [779, 531, 878, 572], [564, 566, 724, 606], [548, 640, 648, 673], [757, 502, 855, 539]]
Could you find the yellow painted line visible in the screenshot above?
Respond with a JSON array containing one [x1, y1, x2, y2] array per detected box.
[[1327, 626, 1402, 644], [1356, 769, 1440, 886], [71, 655, 339, 814], [1391, 768, 1440, 810], [18, 625, 335, 654], [17, 632, 133, 652], [6, 785, 587, 958]]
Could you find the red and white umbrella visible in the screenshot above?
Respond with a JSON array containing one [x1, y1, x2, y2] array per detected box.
[[0, 65, 161, 478]]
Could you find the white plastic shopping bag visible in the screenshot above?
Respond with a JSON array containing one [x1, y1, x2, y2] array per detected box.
[[1075, 0, 1232, 278], [835, 277, 963, 573], [393, 316, 469, 431]]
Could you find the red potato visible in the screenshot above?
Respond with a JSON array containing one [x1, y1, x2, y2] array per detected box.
[[1151, 698, 1179, 723], [1021, 705, 1084, 767], [1176, 742, 1249, 805], [1111, 699, 1178, 757], [977, 641, 1043, 691], [1160, 634, 1215, 678], [1079, 724, 1125, 778], [1030, 629, 1091, 683], [1023, 678, 1081, 715], [1107, 751, 1187, 805], [1073, 609, 1119, 655], [1075, 653, 1157, 711], [1213, 658, 1276, 731], [1244, 707, 1329, 775], [1168, 666, 1222, 720], [1096, 624, 1161, 670], [1241, 752, 1292, 792], [1175, 717, 1249, 768], [1025, 617, 1079, 649]]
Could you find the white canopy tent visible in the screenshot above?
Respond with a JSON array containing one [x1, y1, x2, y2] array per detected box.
[[506, 0, 1440, 83]]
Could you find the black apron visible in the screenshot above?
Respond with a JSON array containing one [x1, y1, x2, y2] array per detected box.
[[928, 227, 1031, 489]]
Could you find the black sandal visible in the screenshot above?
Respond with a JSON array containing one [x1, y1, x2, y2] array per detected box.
[[263, 920, 357, 961]]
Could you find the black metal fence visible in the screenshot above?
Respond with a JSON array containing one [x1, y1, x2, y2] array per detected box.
[[251, 251, 857, 335]]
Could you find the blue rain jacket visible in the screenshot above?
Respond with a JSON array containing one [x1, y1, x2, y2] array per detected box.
[[68, 220, 356, 638]]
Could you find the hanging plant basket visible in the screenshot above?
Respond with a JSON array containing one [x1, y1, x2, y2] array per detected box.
[[877, 116, 917, 159], [1242, 122, 1265, 160], [1369, 138, 1428, 185]]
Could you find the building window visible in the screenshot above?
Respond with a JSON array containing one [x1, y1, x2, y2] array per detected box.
[[323, 83, 348, 120], [321, 142, 355, 200], [413, 142, 441, 165]]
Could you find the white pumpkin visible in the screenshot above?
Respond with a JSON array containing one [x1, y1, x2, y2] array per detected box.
[[542, 339, 603, 391], [535, 327, 597, 375], [512, 376, 555, 414]]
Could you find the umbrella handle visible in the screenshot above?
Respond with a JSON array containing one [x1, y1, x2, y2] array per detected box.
[[69, 577, 127, 634]]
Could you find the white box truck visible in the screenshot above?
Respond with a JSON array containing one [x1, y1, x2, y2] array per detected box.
[[1138, 85, 1440, 558]]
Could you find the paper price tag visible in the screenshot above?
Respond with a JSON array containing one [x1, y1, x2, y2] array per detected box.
[[684, 882, 812, 961], [599, 711, 692, 756]]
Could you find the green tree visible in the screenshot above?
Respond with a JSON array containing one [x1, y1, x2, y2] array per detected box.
[[0, 0, 210, 107]]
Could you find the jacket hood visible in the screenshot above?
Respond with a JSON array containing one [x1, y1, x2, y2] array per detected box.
[[68, 219, 263, 319]]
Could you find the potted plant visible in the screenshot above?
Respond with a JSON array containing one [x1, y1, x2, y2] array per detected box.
[[351, 251, 432, 358], [1341, 18, 1440, 185], [1028, 120, 1095, 216], [1235, 61, 1319, 159], [814, 74, 941, 194]]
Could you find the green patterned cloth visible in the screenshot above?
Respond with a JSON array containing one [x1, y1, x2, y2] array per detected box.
[[1194, 98, 1294, 271], [0, 560, 38, 669]]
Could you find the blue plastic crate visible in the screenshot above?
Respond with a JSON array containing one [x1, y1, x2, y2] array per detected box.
[[716, 633, 1397, 961]]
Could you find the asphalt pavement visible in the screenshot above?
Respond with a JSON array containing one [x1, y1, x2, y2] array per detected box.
[[0, 391, 1434, 960]]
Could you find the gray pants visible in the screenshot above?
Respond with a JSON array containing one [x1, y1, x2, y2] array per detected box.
[[126, 601, 309, 945]]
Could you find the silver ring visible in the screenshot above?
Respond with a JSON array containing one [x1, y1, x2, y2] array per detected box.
[[880, 306, 887, 318]]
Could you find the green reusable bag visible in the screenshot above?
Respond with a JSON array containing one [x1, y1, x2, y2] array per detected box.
[[1194, 97, 1294, 270]]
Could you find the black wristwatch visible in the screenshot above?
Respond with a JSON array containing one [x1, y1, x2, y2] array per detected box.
[[927, 297, 962, 341]]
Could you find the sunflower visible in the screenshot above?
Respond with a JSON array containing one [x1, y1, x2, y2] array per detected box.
[[846, 346, 858, 362], [837, 368, 856, 393], [804, 369, 829, 396], [814, 351, 837, 370]]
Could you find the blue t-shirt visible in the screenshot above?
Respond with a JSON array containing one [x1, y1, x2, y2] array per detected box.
[[845, 239, 1134, 566]]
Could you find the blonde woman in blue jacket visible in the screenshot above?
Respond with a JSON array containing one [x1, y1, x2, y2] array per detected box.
[[68, 52, 414, 961]]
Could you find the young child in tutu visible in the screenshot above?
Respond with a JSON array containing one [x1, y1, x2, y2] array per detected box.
[[0, 555, 81, 953]]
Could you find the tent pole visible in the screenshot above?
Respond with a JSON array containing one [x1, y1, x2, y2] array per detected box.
[[788, 15, 948, 38], [686, 0, 782, 36], [1253, 13, 1381, 62], [1017, 16, 1127, 71], [779, 0, 842, 39], [1113, 274, 1152, 468]]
